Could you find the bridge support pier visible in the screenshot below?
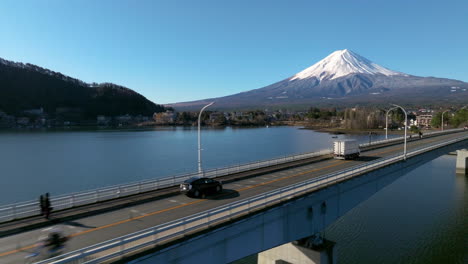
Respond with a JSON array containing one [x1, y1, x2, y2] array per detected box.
[[456, 149, 468, 175], [258, 235, 336, 264]]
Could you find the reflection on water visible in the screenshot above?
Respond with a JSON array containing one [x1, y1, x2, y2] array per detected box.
[[326, 154, 467, 264]]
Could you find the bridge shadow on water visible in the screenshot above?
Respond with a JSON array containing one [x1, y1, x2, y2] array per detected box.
[[206, 189, 240, 200]]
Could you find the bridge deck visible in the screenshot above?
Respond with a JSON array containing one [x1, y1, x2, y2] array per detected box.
[[0, 131, 466, 263]]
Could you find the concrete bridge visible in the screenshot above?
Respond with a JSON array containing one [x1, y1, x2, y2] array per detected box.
[[0, 129, 467, 264]]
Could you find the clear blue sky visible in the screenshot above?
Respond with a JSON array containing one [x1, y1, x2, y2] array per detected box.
[[1, 0, 467, 104]]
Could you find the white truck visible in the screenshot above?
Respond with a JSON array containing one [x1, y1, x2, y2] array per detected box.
[[333, 140, 360, 160]]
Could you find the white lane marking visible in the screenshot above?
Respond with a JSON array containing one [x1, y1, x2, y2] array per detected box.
[[169, 199, 189, 205], [129, 209, 146, 218]]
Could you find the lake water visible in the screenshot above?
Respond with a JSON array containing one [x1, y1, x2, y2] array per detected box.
[[0, 126, 388, 204]]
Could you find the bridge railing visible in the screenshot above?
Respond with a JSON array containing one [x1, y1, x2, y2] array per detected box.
[[32, 132, 468, 264], [0, 148, 331, 223], [0, 128, 464, 223], [358, 128, 464, 148]]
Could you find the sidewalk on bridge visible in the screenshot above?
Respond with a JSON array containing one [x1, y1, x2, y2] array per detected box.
[[0, 186, 180, 238]]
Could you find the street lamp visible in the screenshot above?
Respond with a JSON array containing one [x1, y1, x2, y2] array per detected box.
[[198, 102, 215, 174], [385, 106, 398, 140], [391, 104, 407, 160], [441, 110, 449, 131]]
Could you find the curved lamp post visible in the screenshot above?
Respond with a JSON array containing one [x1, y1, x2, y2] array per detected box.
[[441, 110, 449, 131], [391, 104, 407, 160], [198, 102, 215, 174], [385, 106, 398, 140]]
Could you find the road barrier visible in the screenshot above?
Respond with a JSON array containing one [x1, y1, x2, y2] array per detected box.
[[0, 128, 464, 223], [31, 131, 468, 263]]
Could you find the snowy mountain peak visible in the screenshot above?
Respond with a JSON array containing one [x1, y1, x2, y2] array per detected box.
[[291, 49, 405, 81]]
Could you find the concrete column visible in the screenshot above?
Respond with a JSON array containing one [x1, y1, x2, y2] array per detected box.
[[456, 149, 468, 175], [258, 236, 336, 264]]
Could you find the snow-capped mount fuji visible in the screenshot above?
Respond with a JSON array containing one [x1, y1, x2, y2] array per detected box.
[[291, 49, 406, 81], [170, 49, 468, 110]]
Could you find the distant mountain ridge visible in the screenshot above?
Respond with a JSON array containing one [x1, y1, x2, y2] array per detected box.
[[0, 57, 166, 117], [170, 49, 468, 110], [0, 58, 89, 87]]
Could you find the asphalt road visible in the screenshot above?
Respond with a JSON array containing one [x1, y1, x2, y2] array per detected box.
[[1, 131, 467, 263]]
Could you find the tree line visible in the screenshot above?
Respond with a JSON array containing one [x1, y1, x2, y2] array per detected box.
[[0, 64, 168, 119]]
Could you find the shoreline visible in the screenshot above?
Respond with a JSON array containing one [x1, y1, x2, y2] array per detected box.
[[0, 123, 446, 135]]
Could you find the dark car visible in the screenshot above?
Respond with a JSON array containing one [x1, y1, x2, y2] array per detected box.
[[180, 177, 223, 198]]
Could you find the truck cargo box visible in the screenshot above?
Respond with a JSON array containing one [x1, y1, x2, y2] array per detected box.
[[333, 140, 360, 160]]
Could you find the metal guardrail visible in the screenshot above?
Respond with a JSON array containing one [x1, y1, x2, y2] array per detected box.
[[31, 131, 468, 264], [358, 128, 463, 148], [0, 148, 332, 223], [0, 128, 464, 223]]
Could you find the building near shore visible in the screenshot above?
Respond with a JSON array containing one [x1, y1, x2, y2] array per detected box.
[[115, 114, 133, 126], [16, 117, 30, 126], [416, 114, 433, 127], [209, 112, 223, 123], [97, 115, 112, 126], [153, 111, 176, 124]]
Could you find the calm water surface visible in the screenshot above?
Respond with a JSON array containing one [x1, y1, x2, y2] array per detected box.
[[0, 126, 387, 204]]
